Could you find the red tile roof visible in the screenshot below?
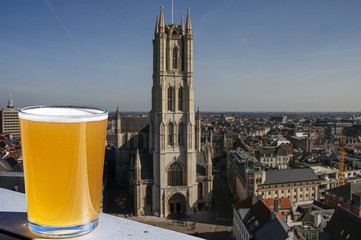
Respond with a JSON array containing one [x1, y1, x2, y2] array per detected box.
[[262, 198, 292, 211]]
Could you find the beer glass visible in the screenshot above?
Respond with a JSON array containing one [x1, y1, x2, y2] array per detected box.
[[19, 106, 108, 238]]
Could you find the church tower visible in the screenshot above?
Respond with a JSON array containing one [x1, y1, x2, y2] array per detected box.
[[150, 7, 201, 216]]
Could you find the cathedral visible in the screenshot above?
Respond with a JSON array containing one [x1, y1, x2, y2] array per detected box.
[[114, 7, 213, 217]]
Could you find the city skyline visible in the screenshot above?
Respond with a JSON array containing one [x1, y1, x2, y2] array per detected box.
[[1, 0, 361, 112]]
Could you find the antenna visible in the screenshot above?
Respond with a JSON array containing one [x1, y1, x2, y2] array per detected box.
[[172, 0, 173, 24]]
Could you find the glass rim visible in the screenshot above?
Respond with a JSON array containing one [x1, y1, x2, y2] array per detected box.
[[18, 105, 108, 123]]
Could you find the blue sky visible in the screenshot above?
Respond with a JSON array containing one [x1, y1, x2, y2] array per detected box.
[[1, 0, 361, 112]]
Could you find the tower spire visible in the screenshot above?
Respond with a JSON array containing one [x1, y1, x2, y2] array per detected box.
[[116, 106, 120, 118], [135, 148, 141, 180], [155, 14, 159, 34], [159, 6, 165, 33], [180, 16, 185, 34], [116, 106, 121, 133], [186, 8, 192, 35]]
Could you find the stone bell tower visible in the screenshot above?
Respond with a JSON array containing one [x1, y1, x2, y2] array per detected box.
[[150, 6, 201, 217]]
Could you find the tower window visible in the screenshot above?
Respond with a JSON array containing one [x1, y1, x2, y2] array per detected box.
[[178, 87, 183, 111], [168, 162, 183, 186], [168, 122, 174, 146], [178, 123, 183, 146], [168, 87, 173, 111], [173, 48, 178, 69]]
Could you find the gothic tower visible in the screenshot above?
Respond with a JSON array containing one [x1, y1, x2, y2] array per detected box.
[[150, 7, 201, 216]]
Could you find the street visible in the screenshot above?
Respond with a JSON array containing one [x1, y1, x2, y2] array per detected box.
[[211, 157, 234, 239]]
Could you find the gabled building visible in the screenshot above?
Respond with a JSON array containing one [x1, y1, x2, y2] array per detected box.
[[227, 149, 320, 202], [232, 198, 289, 240], [257, 169, 320, 202], [259, 147, 288, 169]]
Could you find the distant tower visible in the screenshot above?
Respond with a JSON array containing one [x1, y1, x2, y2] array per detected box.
[[150, 7, 202, 216], [1, 94, 20, 138], [8, 94, 14, 108]]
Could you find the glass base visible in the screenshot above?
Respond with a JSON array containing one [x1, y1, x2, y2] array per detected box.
[[28, 218, 99, 238]]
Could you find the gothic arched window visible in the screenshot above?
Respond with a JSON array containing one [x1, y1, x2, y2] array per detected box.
[[168, 122, 174, 146], [168, 87, 173, 111], [178, 87, 183, 111], [168, 162, 183, 186], [146, 185, 152, 206], [173, 48, 178, 69], [198, 182, 203, 200], [178, 123, 184, 146], [123, 134, 127, 148]]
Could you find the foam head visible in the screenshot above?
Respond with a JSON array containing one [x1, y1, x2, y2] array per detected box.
[[18, 106, 108, 123]]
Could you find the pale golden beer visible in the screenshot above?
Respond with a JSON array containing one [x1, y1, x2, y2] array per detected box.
[[19, 106, 108, 238]]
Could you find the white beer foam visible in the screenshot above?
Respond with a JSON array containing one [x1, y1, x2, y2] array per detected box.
[[19, 107, 108, 123]]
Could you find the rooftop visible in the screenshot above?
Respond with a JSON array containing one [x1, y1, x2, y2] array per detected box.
[[326, 182, 361, 203], [263, 168, 319, 185], [324, 207, 361, 240], [262, 198, 292, 211]]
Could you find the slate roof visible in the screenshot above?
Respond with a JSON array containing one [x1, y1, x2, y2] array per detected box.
[[10, 161, 23, 172], [0, 158, 19, 171], [327, 182, 361, 203], [276, 147, 287, 156], [120, 116, 149, 132], [260, 148, 276, 157], [254, 217, 289, 240], [234, 196, 253, 210], [0, 172, 25, 193], [263, 168, 319, 185], [245, 200, 275, 234], [4, 157, 17, 168], [324, 207, 361, 240]]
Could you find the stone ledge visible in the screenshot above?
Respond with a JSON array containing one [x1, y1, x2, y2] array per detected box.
[[0, 188, 200, 240]]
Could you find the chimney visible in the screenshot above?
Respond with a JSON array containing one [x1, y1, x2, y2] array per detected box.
[[270, 211, 277, 221], [313, 213, 322, 227], [286, 214, 292, 224], [274, 198, 279, 212]]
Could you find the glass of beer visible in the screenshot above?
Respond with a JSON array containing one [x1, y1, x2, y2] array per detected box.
[[19, 106, 108, 238]]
